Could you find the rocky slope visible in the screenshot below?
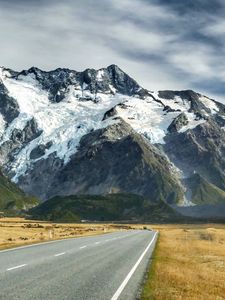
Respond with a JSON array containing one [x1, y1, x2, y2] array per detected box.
[[0, 64, 225, 217], [0, 169, 38, 215], [19, 120, 183, 203]]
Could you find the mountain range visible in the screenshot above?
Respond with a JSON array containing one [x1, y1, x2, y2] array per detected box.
[[0, 64, 225, 220]]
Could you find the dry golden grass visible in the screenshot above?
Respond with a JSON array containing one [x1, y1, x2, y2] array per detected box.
[[141, 224, 225, 300], [3, 219, 225, 299], [0, 217, 133, 250]]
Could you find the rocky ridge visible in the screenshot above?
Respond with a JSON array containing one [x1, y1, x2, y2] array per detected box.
[[0, 65, 224, 218]]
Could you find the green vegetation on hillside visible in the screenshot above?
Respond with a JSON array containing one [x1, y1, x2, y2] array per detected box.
[[129, 132, 184, 205], [0, 170, 39, 215], [186, 173, 225, 205], [30, 193, 186, 223]]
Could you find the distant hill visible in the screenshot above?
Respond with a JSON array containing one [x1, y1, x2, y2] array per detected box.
[[0, 170, 38, 215], [29, 193, 191, 223]]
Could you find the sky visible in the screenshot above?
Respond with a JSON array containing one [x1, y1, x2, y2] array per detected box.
[[0, 0, 225, 101]]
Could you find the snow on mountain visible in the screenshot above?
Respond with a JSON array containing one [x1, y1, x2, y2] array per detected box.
[[198, 96, 219, 114], [115, 96, 175, 144], [0, 65, 220, 184], [0, 68, 123, 181], [178, 112, 205, 133]]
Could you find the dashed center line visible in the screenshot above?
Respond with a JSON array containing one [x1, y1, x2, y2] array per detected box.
[[54, 252, 66, 257], [4, 234, 134, 272], [7, 264, 27, 271], [80, 246, 87, 249]]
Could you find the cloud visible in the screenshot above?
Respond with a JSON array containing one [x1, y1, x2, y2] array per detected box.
[[0, 0, 224, 102], [202, 18, 225, 37]]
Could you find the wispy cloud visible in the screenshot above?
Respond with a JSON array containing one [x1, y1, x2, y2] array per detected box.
[[0, 0, 224, 101]]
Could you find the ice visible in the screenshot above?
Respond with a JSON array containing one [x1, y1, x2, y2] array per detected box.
[[178, 113, 206, 133], [198, 96, 219, 114], [96, 69, 105, 81], [0, 114, 5, 138], [0, 68, 213, 181], [158, 95, 190, 112], [0, 71, 127, 181], [116, 97, 181, 144], [0, 67, 11, 80], [109, 84, 116, 94]]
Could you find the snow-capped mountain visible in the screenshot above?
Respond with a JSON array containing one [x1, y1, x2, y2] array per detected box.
[[0, 64, 225, 214]]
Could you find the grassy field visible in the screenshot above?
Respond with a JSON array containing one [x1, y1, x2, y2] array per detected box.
[[0, 217, 133, 250], [141, 224, 225, 300]]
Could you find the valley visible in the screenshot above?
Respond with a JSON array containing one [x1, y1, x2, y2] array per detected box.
[[0, 64, 225, 299], [1, 1, 224, 299], [2, 218, 225, 300]]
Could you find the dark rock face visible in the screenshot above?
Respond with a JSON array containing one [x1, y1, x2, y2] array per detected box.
[[15, 118, 41, 144], [18, 152, 64, 200], [106, 64, 147, 97], [102, 106, 118, 121], [0, 118, 42, 168], [158, 90, 200, 102], [30, 142, 52, 160], [16, 64, 148, 102], [18, 67, 78, 102], [0, 80, 19, 124], [164, 117, 225, 191], [167, 113, 189, 133], [158, 89, 212, 117], [18, 121, 183, 202]]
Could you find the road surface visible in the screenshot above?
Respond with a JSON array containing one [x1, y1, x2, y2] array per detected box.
[[0, 230, 157, 300]]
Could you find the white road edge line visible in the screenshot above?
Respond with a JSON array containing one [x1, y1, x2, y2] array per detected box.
[[111, 231, 158, 300], [80, 246, 87, 249], [7, 264, 27, 271], [54, 252, 66, 257]]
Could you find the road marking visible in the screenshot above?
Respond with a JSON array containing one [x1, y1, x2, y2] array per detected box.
[[95, 242, 100, 245], [111, 232, 158, 300], [0, 232, 128, 253], [54, 252, 66, 257], [105, 234, 133, 243], [80, 246, 87, 249], [7, 264, 27, 271]]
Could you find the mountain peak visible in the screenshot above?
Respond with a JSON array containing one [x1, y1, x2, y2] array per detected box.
[[11, 64, 147, 101], [106, 64, 122, 71], [0, 64, 225, 215]]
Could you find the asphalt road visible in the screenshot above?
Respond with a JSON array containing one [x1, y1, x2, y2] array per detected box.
[[0, 230, 157, 300]]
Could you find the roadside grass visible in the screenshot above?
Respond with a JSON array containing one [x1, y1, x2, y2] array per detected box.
[[141, 234, 159, 300], [141, 224, 225, 300], [3, 219, 225, 300], [0, 217, 133, 250]]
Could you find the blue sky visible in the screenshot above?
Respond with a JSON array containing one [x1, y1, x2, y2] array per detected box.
[[0, 0, 224, 101]]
